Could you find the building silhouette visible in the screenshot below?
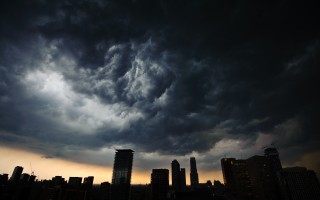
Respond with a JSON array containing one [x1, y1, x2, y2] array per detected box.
[[83, 176, 94, 189], [20, 173, 30, 183], [29, 175, 36, 183], [221, 158, 236, 192], [179, 168, 186, 192], [151, 169, 169, 200], [246, 155, 281, 200], [221, 155, 284, 200], [52, 176, 66, 186], [279, 167, 320, 200], [171, 160, 180, 192], [99, 182, 111, 200], [190, 157, 199, 188], [0, 173, 8, 187], [111, 149, 134, 200], [68, 177, 82, 189], [221, 158, 253, 199], [219, 148, 315, 200], [264, 147, 282, 172], [10, 166, 23, 183], [171, 160, 187, 193]]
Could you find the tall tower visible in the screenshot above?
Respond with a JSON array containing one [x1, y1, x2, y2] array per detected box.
[[180, 168, 186, 191], [111, 149, 134, 200], [190, 157, 199, 188], [221, 158, 253, 199], [10, 166, 23, 183], [151, 169, 169, 200], [264, 147, 282, 172], [171, 160, 180, 192], [221, 158, 236, 187], [83, 176, 94, 189]]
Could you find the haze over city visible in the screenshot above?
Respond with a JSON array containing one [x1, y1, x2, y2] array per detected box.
[[1, 0, 319, 185]]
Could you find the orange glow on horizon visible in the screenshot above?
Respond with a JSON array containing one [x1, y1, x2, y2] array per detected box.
[[0, 146, 224, 185], [0, 146, 112, 184]]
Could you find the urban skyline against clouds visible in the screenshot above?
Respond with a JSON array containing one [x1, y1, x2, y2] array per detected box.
[[0, 0, 319, 184]]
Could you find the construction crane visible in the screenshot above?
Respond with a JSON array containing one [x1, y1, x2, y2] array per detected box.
[[30, 162, 35, 176]]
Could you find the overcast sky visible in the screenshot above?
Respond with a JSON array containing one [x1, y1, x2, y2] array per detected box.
[[0, 0, 319, 183]]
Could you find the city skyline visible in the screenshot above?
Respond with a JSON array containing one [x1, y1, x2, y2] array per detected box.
[[1, 1, 320, 185], [0, 146, 223, 185], [1, 148, 319, 200], [1, 147, 317, 186]]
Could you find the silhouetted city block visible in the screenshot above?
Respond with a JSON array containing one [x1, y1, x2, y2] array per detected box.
[[220, 148, 320, 200]]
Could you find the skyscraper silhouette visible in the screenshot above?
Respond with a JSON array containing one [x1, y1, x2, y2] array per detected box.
[[151, 169, 169, 200], [190, 157, 199, 188], [171, 160, 180, 192], [9, 166, 23, 183], [83, 176, 94, 189], [179, 168, 186, 191], [111, 149, 134, 200], [221, 158, 253, 199], [221, 149, 283, 200], [171, 160, 187, 193], [264, 147, 282, 172], [246, 155, 281, 200]]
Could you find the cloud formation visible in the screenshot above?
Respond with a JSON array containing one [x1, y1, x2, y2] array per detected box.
[[0, 0, 319, 172]]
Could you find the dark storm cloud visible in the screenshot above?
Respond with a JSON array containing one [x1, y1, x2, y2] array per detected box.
[[1, 0, 320, 169]]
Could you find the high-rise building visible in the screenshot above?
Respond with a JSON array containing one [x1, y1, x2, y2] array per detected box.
[[190, 157, 199, 188], [264, 147, 282, 172], [20, 173, 30, 183], [83, 176, 94, 189], [221, 148, 284, 200], [111, 149, 134, 200], [151, 169, 169, 200], [171, 160, 181, 192], [68, 177, 82, 188], [221, 158, 236, 188], [180, 168, 186, 191], [279, 167, 320, 200], [246, 155, 281, 200], [171, 160, 187, 193], [52, 176, 65, 186], [221, 158, 253, 199], [10, 166, 23, 183], [100, 182, 111, 200], [0, 174, 8, 187]]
